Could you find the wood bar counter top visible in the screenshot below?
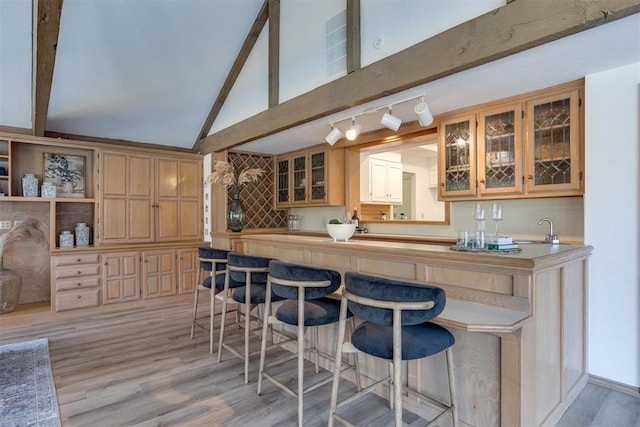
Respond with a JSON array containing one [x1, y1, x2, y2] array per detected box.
[[238, 233, 593, 427]]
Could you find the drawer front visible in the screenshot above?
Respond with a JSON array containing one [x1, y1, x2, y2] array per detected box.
[[56, 288, 100, 312], [55, 264, 100, 279], [56, 276, 100, 291], [54, 253, 100, 267]]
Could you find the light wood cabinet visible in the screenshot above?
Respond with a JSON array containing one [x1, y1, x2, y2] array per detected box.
[[360, 154, 403, 204], [102, 251, 140, 304], [100, 151, 202, 243], [142, 249, 176, 299], [438, 81, 583, 201], [52, 253, 101, 312], [177, 248, 197, 294], [274, 146, 344, 208]]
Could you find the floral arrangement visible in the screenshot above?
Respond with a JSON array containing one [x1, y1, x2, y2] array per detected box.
[[0, 218, 48, 261], [205, 160, 264, 190]]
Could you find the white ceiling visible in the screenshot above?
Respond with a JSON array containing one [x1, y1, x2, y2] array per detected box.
[[0, 1, 638, 154]]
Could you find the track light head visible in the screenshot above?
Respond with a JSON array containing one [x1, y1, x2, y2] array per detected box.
[[325, 125, 343, 145], [345, 119, 361, 141], [380, 107, 402, 131], [414, 98, 433, 126]]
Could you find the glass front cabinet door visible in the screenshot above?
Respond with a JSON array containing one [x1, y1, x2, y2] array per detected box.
[[477, 103, 523, 196], [439, 113, 477, 199], [308, 149, 327, 204], [276, 156, 290, 207], [525, 88, 582, 195], [292, 153, 307, 204]]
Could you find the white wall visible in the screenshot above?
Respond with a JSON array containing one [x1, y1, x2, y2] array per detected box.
[[585, 62, 640, 388]]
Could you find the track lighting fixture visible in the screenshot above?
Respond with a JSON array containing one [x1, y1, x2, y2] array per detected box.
[[414, 96, 433, 126], [380, 106, 402, 131], [345, 118, 361, 141], [325, 125, 343, 145]]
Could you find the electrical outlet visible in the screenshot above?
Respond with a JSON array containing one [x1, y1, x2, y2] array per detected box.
[[13, 220, 23, 227], [0, 221, 11, 230]]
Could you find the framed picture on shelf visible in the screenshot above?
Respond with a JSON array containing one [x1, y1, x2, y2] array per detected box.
[[43, 153, 85, 198]]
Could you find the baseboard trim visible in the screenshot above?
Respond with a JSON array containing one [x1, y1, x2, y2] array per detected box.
[[589, 374, 640, 397]]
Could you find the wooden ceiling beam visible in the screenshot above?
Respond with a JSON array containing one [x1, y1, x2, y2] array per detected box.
[[196, 0, 270, 143], [268, 0, 280, 107], [193, 0, 640, 154], [346, 0, 361, 73], [32, 0, 63, 137]]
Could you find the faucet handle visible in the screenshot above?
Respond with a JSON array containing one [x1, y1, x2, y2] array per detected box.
[[545, 233, 560, 244]]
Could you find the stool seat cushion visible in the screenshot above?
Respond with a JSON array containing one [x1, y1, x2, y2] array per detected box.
[[351, 321, 455, 360], [269, 260, 341, 300], [275, 297, 349, 326], [202, 274, 226, 291], [198, 247, 230, 272], [346, 272, 446, 325], [228, 252, 272, 283], [232, 284, 285, 304]]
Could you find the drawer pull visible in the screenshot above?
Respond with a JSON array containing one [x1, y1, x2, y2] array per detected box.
[[76, 258, 82, 262], [76, 271, 82, 275], [76, 283, 82, 287], [76, 295, 82, 299]]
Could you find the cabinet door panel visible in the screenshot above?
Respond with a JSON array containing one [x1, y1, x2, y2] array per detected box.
[[180, 199, 200, 239], [102, 198, 127, 241], [157, 158, 179, 198], [178, 248, 197, 294], [157, 200, 179, 240], [129, 199, 153, 241], [129, 155, 153, 197], [180, 160, 201, 198], [142, 251, 176, 298], [102, 153, 127, 196], [102, 252, 140, 304]]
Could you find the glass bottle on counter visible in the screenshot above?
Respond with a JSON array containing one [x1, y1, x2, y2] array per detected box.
[[351, 208, 359, 228]]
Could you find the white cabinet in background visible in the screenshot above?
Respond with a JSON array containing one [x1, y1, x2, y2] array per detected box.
[[360, 153, 403, 204]]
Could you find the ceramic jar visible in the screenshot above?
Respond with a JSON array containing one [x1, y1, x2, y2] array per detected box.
[[75, 223, 89, 247], [59, 230, 74, 248], [41, 182, 56, 198], [22, 174, 38, 197]]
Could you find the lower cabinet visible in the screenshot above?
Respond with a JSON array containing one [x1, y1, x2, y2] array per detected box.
[[52, 245, 200, 311], [142, 250, 176, 299], [102, 251, 140, 304], [52, 253, 101, 312]]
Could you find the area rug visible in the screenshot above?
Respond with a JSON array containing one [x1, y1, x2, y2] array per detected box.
[[0, 338, 61, 427]]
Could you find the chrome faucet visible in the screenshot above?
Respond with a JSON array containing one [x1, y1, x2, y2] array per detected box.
[[538, 217, 559, 244]]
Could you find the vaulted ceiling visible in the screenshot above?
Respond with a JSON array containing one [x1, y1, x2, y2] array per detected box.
[[1, 0, 638, 155]]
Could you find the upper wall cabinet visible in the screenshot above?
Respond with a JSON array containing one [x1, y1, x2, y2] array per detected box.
[[99, 150, 202, 244], [360, 152, 403, 204], [275, 146, 344, 209], [438, 81, 583, 201]]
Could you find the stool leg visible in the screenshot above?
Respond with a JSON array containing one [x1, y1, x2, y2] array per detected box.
[[392, 309, 402, 427], [348, 317, 362, 392], [257, 280, 274, 395], [190, 267, 202, 339], [209, 276, 215, 354], [446, 347, 459, 427], [217, 271, 231, 362], [328, 296, 349, 427], [297, 297, 305, 427], [244, 279, 252, 384]]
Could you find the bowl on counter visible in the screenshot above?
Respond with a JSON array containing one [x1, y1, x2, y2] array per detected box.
[[326, 223, 356, 242]]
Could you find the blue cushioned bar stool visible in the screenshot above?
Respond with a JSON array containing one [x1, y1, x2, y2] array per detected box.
[[217, 252, 282, 383], [257, 260, 357, 427], [329, 272, 458, 427], [190, 247, 230, 353]]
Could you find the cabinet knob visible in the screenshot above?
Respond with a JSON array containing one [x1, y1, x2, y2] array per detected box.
[[76, 258, 82, 262], [76, 271, 82, 275], [527, 175, 533, 180], [76, 283, 82, 287], [76, 295, 82, 299], [440, 183, 444, 187], [479, 179, 485, 184]]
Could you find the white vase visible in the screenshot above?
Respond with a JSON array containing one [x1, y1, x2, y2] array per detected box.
[[75, 223, 89, 247], [59, 231, 74, 248], [22, 174, 38, 197]]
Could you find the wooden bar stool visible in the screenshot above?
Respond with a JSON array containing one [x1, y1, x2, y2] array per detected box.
[[257, 260, 353, 427], [329, 272, 458, 427], [190, 247, 230, 353], [217, 252, 282, 383]]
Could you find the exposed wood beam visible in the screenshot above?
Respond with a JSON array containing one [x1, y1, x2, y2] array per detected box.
[[268, 0, 280, 107], [32, 0, 63, 137], [196, 0, 270, 143], [44, 131, 193, 153], [346, 0, 361, 73], [193, 0, 640, 154]]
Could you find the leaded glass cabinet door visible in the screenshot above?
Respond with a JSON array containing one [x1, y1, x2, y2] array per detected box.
[[309, 149, 327, 204], [525, 88, 582, 194], [275, 156, 290, 208], [477, 103, 523, 196], [439, 114, 476, 199], [292, 153, 307, 204]]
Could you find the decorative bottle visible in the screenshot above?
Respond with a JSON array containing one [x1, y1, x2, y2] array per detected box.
[[75, 223, 89, 247], [22, 174, 38, 197], [59, 230, 74, 248]]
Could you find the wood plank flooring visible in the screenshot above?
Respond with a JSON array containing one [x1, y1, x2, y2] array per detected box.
[[1, 298, 638, 426]]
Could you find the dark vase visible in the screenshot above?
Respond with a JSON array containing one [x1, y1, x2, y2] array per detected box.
[[227, 187, 246, 232], [0, 257, 22, 314]]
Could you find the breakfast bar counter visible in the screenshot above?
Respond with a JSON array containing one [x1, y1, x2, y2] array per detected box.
[[238, 233, 593, 427]]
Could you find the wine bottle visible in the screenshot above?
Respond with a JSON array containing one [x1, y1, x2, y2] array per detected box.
[[351, 208, 359, 228]]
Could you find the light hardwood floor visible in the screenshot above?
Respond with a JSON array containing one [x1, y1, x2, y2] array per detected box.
[[1, 299, 638, 426]]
